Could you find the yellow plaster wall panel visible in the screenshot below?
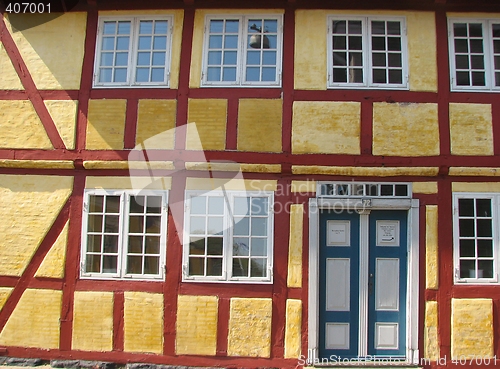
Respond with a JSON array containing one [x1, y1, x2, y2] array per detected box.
[[0, 43, 23, 89], [237, 99, 282, 153], [0, 159, 74, 169], [450, 167, 500, 176], [0, 288, 13, 311], [452, 182, 500, 192], [451, 298, 493, 359], [288, 205, 303, 288], [407, 12, 438, 92], [0, 175, 73, 276], [187, 99, 227, 150], [294, 10, 327, 90], [291, 181, 317, 194], [5, 13, 87, 90], [292, 165, 439, 177], [186, 178, 277, 192], [0, 100, 53, 149], [136, 100, 176, 150], [185, 162, 281, 173], [35, 220, 69, 279], [373, 103, 439, 156], [426, 206, 439, 290], [449, 103, 493, 156], [86, 176, 172, 191], [176, 295, 218, 356], [292, 101, 360, 154], [0, 289, 62, 349], [86, 99, 126, 150], [227, 298, 272, 357], [424, 301, 439, 361], [413, 182, 438, 194], [169, 10, 184, 89], [124, 292, 164, 354], [72, 291, 113, 352], [44, 100, 77, 150], [284, 299, 302, 359]]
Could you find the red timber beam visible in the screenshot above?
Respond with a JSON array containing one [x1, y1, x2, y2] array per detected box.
[[0, 13, 66, 150]]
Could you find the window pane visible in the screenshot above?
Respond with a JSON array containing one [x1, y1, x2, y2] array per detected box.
[[471, 71, 485, 86], [224, 51, 238, 66], [233, 238, 250, 256], [206, 258, 222, 276], [251, 238, 267, 256], [103, 235, 118, 253], [262, 51, 276, 65], [349, 36, 362, 50], [251, 197, 268, 215], [469, 23, 483, 37], [103, 22, 116, 35], [146, 196, 162, 214], [250, 258, 266, 277], [372, 37, 386, 51], [476, 219, 492, 237], [460, 259, 476, 278], [117, 21, 130, 35], [191, 196, 206, 214], [387, 21, 400, 35], [350, 53, 363, 66], [151, 68, 165, 82], [207, 67, 221, 81], [264, 19, 278, 33], [138, 36, 152, 50], [208, 197, 224, 215], [153, 36, 167, 49], [459, 218, 474, 237], [208, 51, 222, 65], [139, 21, 153, 34], [224, 35, 238, 49], [225, 19, 239, 33], [332, 21, 346, 34], [88, 215, 103, 232], [388, 69, 402, 84], [207, 217, 223, 235], [86, 254, 101, 273], [104, 215, 120, 233], [146, 216, 161, 233], [102, 255, 118, 273], [100, 53, 113, 67], [189, 258, 204, 275], [455, 55, 469, 69], [136, 68, 149, 82], [477, 239, 493, 257], [190, 216, 206, 234], [454, 39, 468, 53], [137, 52, 150, 66], [106, 196, 120, 213], [144, 256, 159, 274], [469, 39, 484, 53], [373, 53, 386, 67], [154, 21, 168, 34], [233, 258, 248, 277], [209, 35, 223, 48], [454, 23, 467, 37], [476, 199, 491, 217], [373, 69, 386, 83], [371, 21, 385, 34], [102, 37, 115, 51], [459, 199, 474, 216], [348, 20, 362, 34], [459, 239, 475, 257], [87, 235, 102, 252], [470, 55, 484, 69], [207, 237, 223, 255], [145, 236, 160, 254], [333, 36, 346, 49], [262, 67, 276, 81], [234, 217, 249, 235], [234, 197, 250, 215], [333, 52, 347, 66], [128, 236, 143, 254], [456, 71, 470, 85], [129, 216, 144, 233], [251, 218, 267, 236], [116, 37, 130, 50], [114, 68, 127, 82], [222, 67, 236, 81], [478, 259, 493, 278], [494, 40, 500, 54], [152, 52, 166, 66], [189, 237, 205, 255], [210, 19, 223, 33], [333, 68, 347, 82], [492, 23, 500, 37], [115, 52, 128, 66], [99, 68, 112, 82], [127, 256, 142, 274]]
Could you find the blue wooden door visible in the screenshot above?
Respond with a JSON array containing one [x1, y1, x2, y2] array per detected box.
[[319, 209, 407, 359], [367, 210, 407, 357], [319, 210, 360, 358]]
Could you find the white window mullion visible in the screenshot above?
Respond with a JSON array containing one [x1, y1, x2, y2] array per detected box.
[[119, 193, 129, 278], [364, 18, 371, 87]]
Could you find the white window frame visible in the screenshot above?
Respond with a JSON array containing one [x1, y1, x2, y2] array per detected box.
[[200, 14, 283, 87], [80, 189, 168, 280], [93, 15, 174, 88], [448, 18, 500, 92], [327, 15, 409, 89], [183, 190, 274, 283], [453, 193, 499, 284]]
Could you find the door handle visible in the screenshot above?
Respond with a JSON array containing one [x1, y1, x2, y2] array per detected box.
[[368, 273, 374, 295]]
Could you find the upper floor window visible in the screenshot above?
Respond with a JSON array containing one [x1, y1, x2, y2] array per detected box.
[[201, 15, 283, 87], [94, 16, 173, 87], [327, 16, 408, 89], [448, 19, 500, 91], [81, 190, 168, 280], [453, 193, 498, 284], [183, 191, 274, 282]]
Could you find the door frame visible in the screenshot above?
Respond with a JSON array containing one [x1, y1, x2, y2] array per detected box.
[[308, 197, 420, 364]]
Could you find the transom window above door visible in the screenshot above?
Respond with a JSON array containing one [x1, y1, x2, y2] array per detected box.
[[448, 19, 500, 91], [327, 16, 408, 89], [201, 15, 283, 87]]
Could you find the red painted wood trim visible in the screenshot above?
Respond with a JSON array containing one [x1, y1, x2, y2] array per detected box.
[[40, 91, 80, 100], [173, 8, 196, 152], [179, 282, 273, 297], [90, 89, 178, 100], [0, 91, 27, 99], [29, 279, 64, 290], [0, 345, 301, 368], [189, 88, 282, 99], [113, 291, 124, 352], [216, 297, 230, 356], [0, 15, 65, 149], [0, 199, 70, 333], [360, 100, 373, 155], [281, 4, 295, 155], [123, 99, 138, 149], [163, 174, 187, 356], [76, 279, 164, 293], [271, 179, 291, 359], [437, 179, 453, 360], [225, 98, 238, 150], [59, 174, 86, 351], [0, 277, 18, 287], [436, 10, 451, 156], [76, 7, 98, 151], [300, 199, 310, 358], [294, 89, 438, 103]]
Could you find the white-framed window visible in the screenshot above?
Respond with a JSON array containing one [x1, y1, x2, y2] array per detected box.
[[80, 189, 168, 280], [183, 191, 274, 283], [327, 16, 408, 89], [448, 19, 500, 91], [453, 193, 498, 284], [94, 16, 173, 87], [201, 15, 283, 87]]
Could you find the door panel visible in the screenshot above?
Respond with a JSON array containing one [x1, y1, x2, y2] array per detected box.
[[319, 210, 360, 357], [368, 210, 407, 357]]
